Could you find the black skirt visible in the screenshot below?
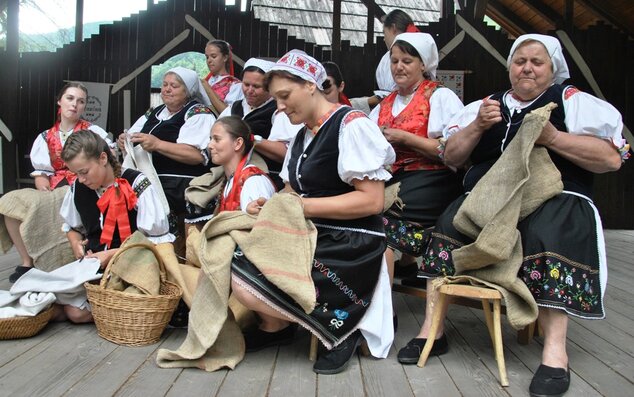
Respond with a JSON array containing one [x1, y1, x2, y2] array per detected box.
[[419, 192, 607, 319], [384, 168, 462, 256], [231, 224, 386, 348]]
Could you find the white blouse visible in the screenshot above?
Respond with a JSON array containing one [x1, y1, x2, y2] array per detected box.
[[30, 124, 110, 177], [369, 87, 464, 139], [207, 75, 244, 106], [280, 108, 395, 185], [375, 52, 397, 97], [128, 103, 216, 165], [223, 165, 276, 212], [60, 170, 175, 245], [443, 86, 627, 154]]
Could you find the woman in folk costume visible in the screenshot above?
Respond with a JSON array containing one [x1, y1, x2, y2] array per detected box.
[[210, 116, 276, 213], [408, 34, 628, 397], [2, 82, 111, 283], [118, 67, 216, 231], [322, 61, 351, 106], [201, 39, 243, 114], [231, 50, 396, 375], [58, 130, 173, 322], [368, 32, 463, 287]]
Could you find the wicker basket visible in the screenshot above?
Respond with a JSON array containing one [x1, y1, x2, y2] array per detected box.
[[0, 305, 55, 340], [85, 242, 183, 346]]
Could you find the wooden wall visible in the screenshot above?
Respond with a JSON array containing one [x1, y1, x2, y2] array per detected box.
[[0, 0, 631, 227]]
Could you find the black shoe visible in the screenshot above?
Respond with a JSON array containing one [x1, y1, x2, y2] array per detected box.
[[397, 334, 449, 364], [244, 324, 297, 352], [313, 330, 362, 375], [9, 266, 33, 283], [529, 365, 570, 397], [168, 299, 189, 328], [393, 314, 398, 333]]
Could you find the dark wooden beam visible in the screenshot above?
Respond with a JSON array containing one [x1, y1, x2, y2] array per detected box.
[[75, 0, 84, 43], [366, 6, 374, 45], [5, 0, 18, 53], [517, 0, 562, 28], [564, 0, 574, 32], [332, 0, 341, 52], [474, 0, 488, 21], [2, 0, 19, 191], [487, 0, 535, 36], [576, 0, 633, 37], [442, 0, 454, 19], [358, 0, 386, 20]]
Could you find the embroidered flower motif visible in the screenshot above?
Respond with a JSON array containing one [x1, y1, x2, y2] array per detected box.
[[414, 232, 423, 240], [565, 275, 573, 286], [294, 58, 306, 68], [439, 251, 449, 261], [307, 64, 317, 75], [530, 270, 541, 280], [334, 309, 349, 320], [550, 268, 560, 279]]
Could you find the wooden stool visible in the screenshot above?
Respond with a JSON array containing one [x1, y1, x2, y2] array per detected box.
[[417, 283, 509, 387]]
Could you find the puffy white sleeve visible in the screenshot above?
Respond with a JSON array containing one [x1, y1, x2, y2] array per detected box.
[[442, 99, 482, 139], [368, 104, 381, 124], [269, 112, 303, 142], [132, 173, 175, 244], [218, 106, 232, 119], [338, 114, 395, 184], [29, 133, 54, 176], [563, 87, 628, 158], [86, 124, 114, 147], [177, 109, 216, 150], [428, 88, 464, 139], [239, 173, 276, 212], [128, 114, 149, 134], [59, 183, 85, 234], [224, 83, 244, 105]]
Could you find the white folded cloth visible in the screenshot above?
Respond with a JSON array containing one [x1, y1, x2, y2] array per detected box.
[[0, 291, 56, 318]]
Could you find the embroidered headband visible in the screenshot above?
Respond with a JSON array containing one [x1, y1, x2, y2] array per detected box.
[[271, 50, 327, 89]]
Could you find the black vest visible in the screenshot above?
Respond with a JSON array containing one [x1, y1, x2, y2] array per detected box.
[[288, 107, 384, 232], [73, 169, 142, 253], [140, 101, 209, 177], [231, 99, 281, 175], [464, 84, 593, 197]]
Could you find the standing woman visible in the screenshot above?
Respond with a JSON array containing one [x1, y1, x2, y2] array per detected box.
[[59, 130, 173, 322], [230, 50, 396, 374], [369, 32, 463, 283], [1, 82, 111, 283], [201, 40, 243, 114]]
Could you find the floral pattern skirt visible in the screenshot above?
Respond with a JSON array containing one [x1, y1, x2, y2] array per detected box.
[[420, 192, 607, 319], [384, 168, 462, 256]]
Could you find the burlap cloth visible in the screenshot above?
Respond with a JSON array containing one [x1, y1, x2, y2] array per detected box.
[[104, 232, 161, 295], [156, 193, 317, 371], [443, 103, 563, 330], [0, 187, 75, 271]]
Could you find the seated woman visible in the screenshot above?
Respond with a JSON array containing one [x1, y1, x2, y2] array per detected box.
[[118, 67, 216, 235], [322, 61, 351, 105], [201, 40, 243, 114], [1, 82, 111, 283], [230, 50, 396, 375], [406, 34, 628, 397], [210, 116, 276, 213], [58, 130, 173, 323], [368, 32, 463, 285]]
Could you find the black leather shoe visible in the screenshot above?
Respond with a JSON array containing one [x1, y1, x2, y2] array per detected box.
[[313, 330, 362, 375], [9, 266, 32, 283], [529, 364, 570, 397], [244, 324, 297, 352], [397, 334, 449, 364]]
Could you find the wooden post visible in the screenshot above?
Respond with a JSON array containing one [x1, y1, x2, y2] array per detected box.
[[332, 0, 342, 53], [442, 0, 455, 19], [366, 6, 374, 46], [564, 0, 574, 33], [75, 0, 84, 43], [1, 0, 19, 192]]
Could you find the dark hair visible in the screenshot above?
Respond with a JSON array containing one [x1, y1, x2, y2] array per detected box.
[[61, 130, 121, 179], [57, 82, 88, 103], [206, 40, 232, 72], [322, 61, 344, 88], [381, 9, 414, 34], [214, 116, 253, 155], [243, 65, 266, 77], [392, 40, 432, 80], [263, 69, 309, 92]]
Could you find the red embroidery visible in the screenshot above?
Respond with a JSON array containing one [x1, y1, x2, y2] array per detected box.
[[343, 110, 366, 125], [378, 80, 447, 173], [207, 75, 240, 101], [45, 119, 92, 189], [307, 64, 317, 75], [564, 86, 580, 100], [294, 58, 306, 68]]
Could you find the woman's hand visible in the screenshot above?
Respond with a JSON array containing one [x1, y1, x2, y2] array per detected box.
[[381, 127, 407, 145], [34, 175, 52, 191], [129, 133, 162, 152], [246, 197, 268, 215], [535, 121, 560, 147], [71, 238, 87, 260], [475, 98, 502, 132], [86, 249, 116, 269], [117, 132, 128, 155]]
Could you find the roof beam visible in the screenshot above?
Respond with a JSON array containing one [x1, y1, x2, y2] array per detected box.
[[358, 0, 386, 20], [576, 0, 633, 37], [517, 0, 561, 28], [487, 0, 535, 36]]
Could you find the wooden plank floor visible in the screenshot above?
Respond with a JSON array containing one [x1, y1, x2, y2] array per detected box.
[[0, 230, 632, 396]]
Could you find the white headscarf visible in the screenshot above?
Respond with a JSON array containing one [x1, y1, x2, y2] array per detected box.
[[243, 58, 275, 74], [507, 34, 570, 85], [270, 50, 327, 89], [391, 32, 439, 80], [166, 66, 211, 106]]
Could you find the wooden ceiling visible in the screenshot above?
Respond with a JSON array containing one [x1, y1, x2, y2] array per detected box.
[[482, 0, 633, 38]]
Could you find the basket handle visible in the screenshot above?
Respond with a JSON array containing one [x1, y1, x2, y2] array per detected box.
[[99, 242, 169, 289]]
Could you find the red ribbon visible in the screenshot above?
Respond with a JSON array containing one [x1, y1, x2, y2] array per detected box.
[[406, 23, 420, 32], [96, 178, 138, 247]]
